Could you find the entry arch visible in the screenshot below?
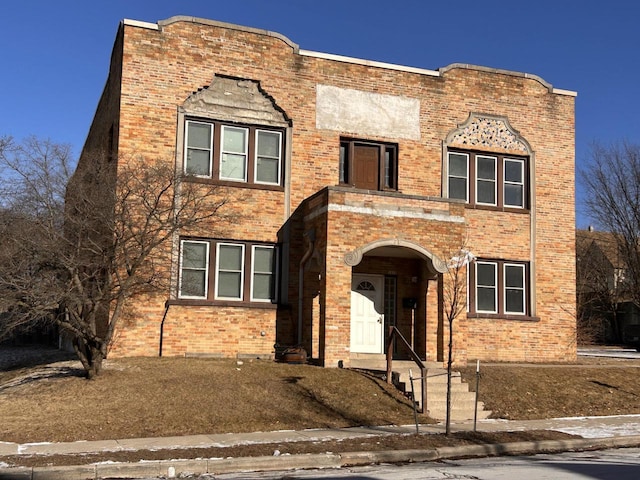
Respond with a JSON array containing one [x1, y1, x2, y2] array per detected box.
[[344, 238, 448, 274]]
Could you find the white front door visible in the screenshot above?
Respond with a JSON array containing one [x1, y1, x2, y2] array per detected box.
[[350, 274, 384, 353]]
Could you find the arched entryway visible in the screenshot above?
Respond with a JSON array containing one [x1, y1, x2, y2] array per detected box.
[[345, 238, 447, 362]]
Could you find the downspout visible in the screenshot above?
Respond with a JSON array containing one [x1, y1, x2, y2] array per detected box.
[[298, 229, 315, 345], [159, 301, 170, 357]]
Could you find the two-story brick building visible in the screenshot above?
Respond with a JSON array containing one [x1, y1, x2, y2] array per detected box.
[[77, 16, 577, 367]]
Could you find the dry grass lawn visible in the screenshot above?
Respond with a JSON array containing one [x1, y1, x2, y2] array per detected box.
[[0, 349, 420, 444], [459, 356, 640, 419], [2, 347, 640, 469]]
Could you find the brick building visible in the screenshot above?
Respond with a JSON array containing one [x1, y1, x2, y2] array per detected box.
[[77, 16, 577, 367]]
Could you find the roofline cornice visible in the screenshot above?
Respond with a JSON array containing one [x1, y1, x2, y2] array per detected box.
[[122, 17, 576, 97]]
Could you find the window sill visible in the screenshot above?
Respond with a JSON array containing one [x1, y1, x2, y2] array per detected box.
[[464, 204, 530, 214], [168, 299, 278, 309], [467, 313, 540, 322], [184, 176, 285, 192]]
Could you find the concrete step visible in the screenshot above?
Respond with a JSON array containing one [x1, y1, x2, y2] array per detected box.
[[349, 357, 491, 422], [427, 407, 493, 421]]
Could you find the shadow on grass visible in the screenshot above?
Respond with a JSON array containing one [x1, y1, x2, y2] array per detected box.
[[280, 370, 415, 427], [0, 364, 85, 392], [591, 379, 639, 398], [0, 345, 76, 371]]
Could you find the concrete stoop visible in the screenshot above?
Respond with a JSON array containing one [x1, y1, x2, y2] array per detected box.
[[350, 356, 491, 421]]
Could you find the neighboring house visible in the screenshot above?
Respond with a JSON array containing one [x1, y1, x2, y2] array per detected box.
[[76, 16, 577, 367], [576, 228, 640, 344]]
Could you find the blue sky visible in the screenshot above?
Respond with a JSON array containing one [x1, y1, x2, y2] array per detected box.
[[1, 0, 637, 227]]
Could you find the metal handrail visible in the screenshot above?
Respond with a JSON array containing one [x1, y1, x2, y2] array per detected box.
[[386, 326, 427, 413]]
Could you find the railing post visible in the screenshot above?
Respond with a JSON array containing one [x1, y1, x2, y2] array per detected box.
[[420, 366, 427, 414], [386, 326, 394, 384]]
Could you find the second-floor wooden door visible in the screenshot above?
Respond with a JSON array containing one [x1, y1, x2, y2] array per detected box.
[[352, 144, 380, 190]]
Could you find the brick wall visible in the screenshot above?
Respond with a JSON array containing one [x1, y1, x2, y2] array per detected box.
[[84, 17, 575, 363]]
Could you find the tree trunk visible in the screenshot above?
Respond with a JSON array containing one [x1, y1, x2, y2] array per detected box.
[[73, 337, 106, 379], [445, 318, 453, 436]]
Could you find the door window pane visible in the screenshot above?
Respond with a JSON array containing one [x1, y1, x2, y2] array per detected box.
[[339, 143, 348, 183], [384, 146, 396, 189]]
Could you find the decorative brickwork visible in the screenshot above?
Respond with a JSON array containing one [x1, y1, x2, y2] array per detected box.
[[447, 113, 529, 154]]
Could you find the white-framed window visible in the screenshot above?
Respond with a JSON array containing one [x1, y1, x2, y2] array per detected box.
[[178, 240, 210, 299], [250, 245, 276, 301], [470, 259, 529, 316], [183, 119, 284, 186], [215, 243, 245, 300], [447, 152, 469, 201], [476, 155, 497, 206], [178, 238, 277, 304], [220, 126, 248, 182], [475, 261, 498, 314], [447, 150, 528, 209], [504, 263, 526, 314], [504, 158, 525, 208], [185, 121, 213, 177], [255, 130, 282, 185]]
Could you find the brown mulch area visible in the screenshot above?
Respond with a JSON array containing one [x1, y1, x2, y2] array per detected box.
[[1, 430, 577, 468]]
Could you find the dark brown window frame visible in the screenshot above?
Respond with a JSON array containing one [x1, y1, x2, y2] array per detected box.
[[340, 138, 398, 191], [447, 149, 529, 211], [184, 118, 285, 190], [467, 258, 535, 320], [176, 237, 278, 307]]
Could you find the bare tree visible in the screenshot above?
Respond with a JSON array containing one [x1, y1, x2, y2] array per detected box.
[[575, 230, 626, 343], [581, 141, 640, 333], [441, 244, 474, 435], [0, 136, 233, 378]]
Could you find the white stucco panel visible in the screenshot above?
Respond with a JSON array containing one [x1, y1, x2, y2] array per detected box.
[[316, 84, 420, 140]]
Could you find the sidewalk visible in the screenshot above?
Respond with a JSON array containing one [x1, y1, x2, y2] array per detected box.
[[2, 415, 640, 479]]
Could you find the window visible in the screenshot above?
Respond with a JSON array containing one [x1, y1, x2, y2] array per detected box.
[[220, 126, 248, 181], [448, 152, 468, 201], [475, 261, 497, 313], [179, 240, 210, 299], [476, 155, 497, 205], [178, 239, 277, 303], [504, 263, 526, 314], [184, 120, 283, 186], [251, 245, 276, 301], [255, 130, 282, 184], [185, 122, 213, 177], [447, 151, 527, 209], [215, 243, 245, 300], [504, 158, 525, 208], [469, 259, 528, 316], [340, 139, 398, 191]]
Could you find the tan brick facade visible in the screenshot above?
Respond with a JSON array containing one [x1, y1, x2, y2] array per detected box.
[[80, 16, 576, 366]]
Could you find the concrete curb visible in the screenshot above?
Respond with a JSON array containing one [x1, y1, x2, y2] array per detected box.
[[2, 435, 640, 479]]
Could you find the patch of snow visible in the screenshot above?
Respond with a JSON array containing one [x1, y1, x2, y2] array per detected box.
[[553, 425, 640, 438], [551, 414, 640, 421], [18, 442, 52, 454]]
